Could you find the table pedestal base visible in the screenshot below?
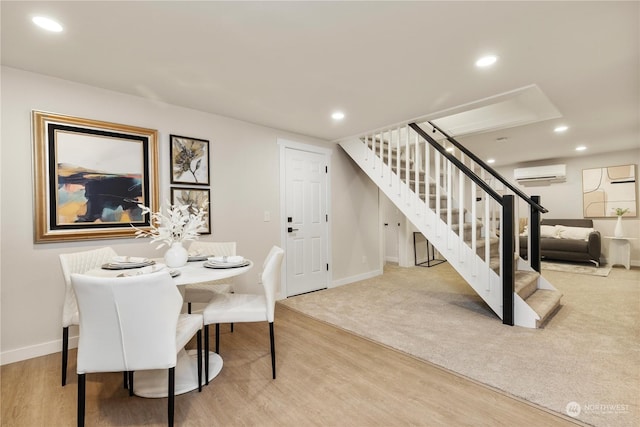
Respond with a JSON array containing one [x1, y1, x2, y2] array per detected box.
[[133, 349, 222, 398]]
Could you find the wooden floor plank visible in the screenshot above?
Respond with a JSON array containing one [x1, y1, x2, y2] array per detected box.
[[1, 304, 584, 426]]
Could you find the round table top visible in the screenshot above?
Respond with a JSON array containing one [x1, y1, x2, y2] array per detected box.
[[85, 259, 254, 286]]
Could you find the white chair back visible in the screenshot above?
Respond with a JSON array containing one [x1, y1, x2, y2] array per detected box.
[[59, 247, 118, 327], [261, 246, 284, 322], [71, 271, 182, 374], [188, 241, 236, 257]]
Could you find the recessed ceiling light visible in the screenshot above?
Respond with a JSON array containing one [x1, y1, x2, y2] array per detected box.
[[331, 111, 345, 121], [32, 16, 63, 32], [446, 147, 454, 153], [487, 158, 496, 164], [554, 125, 569, 133], [475, 55, 497, 68], [575, 146, 587, 151]]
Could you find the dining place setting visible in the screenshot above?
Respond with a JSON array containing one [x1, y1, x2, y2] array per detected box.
[[96, 254, 252, 278]]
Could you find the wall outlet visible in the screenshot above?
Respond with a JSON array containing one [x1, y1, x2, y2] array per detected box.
[[263, 211, 270, 222]]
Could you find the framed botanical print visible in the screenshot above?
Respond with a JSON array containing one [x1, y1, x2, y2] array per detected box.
[[170, 134, 210, 185], [171, 187, 211, 234], [32, 111, 159, 242]]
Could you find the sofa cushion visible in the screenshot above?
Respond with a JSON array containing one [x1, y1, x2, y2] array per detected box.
[[556, 225, 594, 241], [541, 218, 594, 228], [541, 225, 559, 238], [542, 237, 589, 252]]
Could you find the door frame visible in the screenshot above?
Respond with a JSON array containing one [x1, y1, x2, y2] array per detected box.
[[278, 139, 332, 298]]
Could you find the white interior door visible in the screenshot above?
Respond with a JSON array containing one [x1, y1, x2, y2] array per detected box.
[[284, 147, 329, 296]]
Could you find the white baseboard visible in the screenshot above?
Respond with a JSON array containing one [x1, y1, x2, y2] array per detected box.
[[1, 335, 77, 366], [331, 269, 383, 288]]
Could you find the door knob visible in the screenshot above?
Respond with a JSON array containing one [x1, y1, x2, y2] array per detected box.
[[288, 227, 299, 233]]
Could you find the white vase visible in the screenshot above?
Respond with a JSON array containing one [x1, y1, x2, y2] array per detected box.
[[164, 241, 188, 268], [614, 215, 624, 238]]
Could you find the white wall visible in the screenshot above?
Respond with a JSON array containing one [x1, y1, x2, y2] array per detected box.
[[0, 67, 380, 364], [496, 149, 640, 265]]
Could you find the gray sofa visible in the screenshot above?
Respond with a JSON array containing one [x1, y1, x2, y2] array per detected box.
[[519, 218, 601, 266]]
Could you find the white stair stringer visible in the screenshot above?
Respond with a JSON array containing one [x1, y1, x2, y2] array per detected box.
[[340, 138, 552, 328]]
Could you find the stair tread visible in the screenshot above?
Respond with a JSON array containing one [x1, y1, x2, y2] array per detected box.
[[515, 270, 540, 300], [515, 270, 539, 292], [525, 289, 563, 326]]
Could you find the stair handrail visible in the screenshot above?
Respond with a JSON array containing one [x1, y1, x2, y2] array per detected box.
[[428, 121, 548, 214], [408, 123, 503, 205]]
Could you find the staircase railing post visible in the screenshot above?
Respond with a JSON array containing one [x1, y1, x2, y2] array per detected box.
[[530, 195, 542, 272], [502, 195, 515, 326]]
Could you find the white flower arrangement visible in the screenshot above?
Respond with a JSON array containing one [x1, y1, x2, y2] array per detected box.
[[133, 201, 208, 249]]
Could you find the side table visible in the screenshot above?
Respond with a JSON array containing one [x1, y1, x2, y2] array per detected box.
[[604, 236, 635, 270], [413, 232, 446, 267]]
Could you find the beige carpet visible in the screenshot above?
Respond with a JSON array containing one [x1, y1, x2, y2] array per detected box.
[[542, 261, 612, 277], [280, 263, 639, 427]]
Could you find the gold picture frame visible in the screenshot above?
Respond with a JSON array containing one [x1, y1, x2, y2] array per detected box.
[[32, 111, 159, 242]]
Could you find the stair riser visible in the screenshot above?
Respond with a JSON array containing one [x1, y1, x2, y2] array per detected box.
[[518, 280, 538, 301]]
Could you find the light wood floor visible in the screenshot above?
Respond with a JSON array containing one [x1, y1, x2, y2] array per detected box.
[[1, 304, 585, 427]]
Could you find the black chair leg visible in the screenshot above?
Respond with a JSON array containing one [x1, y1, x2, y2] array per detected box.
[[168, 367, 175, 427], [77, 373, 86, 427], [62, 327, 69, 386], [269, 322, 276, 379], [123, 371, 128, 389], [187, 302, 192, 314], [128, 372, 134, 396], [215, 323, 220, 354], [230, 323, 234, 333], [204, 324, 209, 385], [196, 329, 202, 392]]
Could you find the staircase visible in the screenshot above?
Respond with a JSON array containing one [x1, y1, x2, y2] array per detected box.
[[339, 121, 562, 328]]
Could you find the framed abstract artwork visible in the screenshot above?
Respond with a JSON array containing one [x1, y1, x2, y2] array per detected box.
[[171, 187, 211, 235], [582, 164, 637, 218], [32, 111, 159, 242], [170, 134, 210, 185]]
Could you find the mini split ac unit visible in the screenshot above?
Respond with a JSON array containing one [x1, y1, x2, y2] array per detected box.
[[513, 164, 566, 185]]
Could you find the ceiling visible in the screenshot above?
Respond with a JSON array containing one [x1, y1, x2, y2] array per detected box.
[[2, 1, 638, 166]]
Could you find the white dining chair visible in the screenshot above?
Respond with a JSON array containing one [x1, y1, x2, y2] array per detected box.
[[58, 246, 118, 386], [184, 241, 236, 313], [202, 246, 284, 382], [71, 270, 203, 427]]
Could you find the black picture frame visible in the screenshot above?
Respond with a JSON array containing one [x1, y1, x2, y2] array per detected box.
[[170, 134, 210, 186], [170, 187, 211, 235]]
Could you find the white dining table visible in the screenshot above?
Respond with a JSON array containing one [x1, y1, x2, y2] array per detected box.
[[85, 258, 254, 398]]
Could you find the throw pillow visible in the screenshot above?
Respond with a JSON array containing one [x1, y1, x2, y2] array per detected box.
[[540, 225, 559, 238], [556, 225, 594, 241]]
